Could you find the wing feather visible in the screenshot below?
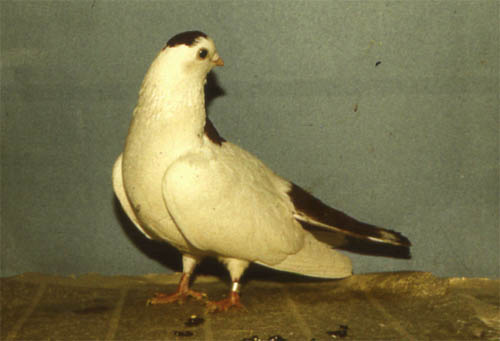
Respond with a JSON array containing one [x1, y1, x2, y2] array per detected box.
[[287, 183, 411, 258]]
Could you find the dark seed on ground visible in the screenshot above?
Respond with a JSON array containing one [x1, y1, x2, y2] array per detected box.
[[241, 336, 261, 341], [173, 330, 194, 337], [268, 335, 286, 341], [185, 314, 205, 327], [327, 325, 349, 338]]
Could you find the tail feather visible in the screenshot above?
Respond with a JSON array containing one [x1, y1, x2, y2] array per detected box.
[[287, 183, 411, 258], [256, 232, 353, 278]]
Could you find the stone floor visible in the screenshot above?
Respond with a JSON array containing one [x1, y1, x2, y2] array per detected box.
[[1, 271, 499, 340]]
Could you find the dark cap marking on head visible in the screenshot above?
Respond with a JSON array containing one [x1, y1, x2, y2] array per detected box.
[[165, 31, 208, 49]]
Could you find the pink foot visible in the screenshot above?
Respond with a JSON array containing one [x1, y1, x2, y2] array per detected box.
[[146, 273, 207, 305], [147, 289, 207, 305], [206, 291, 246, 312]]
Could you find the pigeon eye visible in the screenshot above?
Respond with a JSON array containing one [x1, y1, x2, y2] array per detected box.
[[198, 48, 208, 59]]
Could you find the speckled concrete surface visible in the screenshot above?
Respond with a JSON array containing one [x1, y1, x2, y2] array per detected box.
[[1, 271, 499, 340]]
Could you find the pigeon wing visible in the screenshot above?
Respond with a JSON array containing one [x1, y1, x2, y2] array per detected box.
[[162, 142, 307, 266], [288, 183, 412, 258]]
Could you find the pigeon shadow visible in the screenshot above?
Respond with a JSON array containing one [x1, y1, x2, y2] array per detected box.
[[113, 196, 229, 282], [113, 197, 182, 272]]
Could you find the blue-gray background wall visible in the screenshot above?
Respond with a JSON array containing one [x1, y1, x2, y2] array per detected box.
[[1, 0, 498, 278]]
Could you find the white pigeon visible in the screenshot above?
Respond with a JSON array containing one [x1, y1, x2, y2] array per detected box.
[[112, 31, 411, 312]]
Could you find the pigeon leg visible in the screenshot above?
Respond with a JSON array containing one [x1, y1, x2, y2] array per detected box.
[[206, 280, 245, 312], [207, 258, 249, 312], [147, 254, 206, 305]]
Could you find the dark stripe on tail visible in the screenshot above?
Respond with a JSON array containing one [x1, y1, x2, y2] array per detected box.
[[299, 221, 411, 259]]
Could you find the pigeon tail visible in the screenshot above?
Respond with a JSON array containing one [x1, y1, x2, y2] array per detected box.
[[256, 232, 352, 279]]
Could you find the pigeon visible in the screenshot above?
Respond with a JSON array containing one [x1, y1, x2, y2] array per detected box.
[[112, 31, 411, 312]]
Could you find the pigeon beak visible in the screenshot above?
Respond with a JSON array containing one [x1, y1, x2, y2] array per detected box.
[[213, 54, 224, 67]]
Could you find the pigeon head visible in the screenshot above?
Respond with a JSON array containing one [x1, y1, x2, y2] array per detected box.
[[151, 31, 223, 82]]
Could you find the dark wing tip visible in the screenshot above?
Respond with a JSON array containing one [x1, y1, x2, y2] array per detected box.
[[342, 235, 412, 259], [289, 182, 412, 249], [165, 30, 208, 49]]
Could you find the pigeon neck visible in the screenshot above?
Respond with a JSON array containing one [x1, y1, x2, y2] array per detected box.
[[134, 75, 207, 136]]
